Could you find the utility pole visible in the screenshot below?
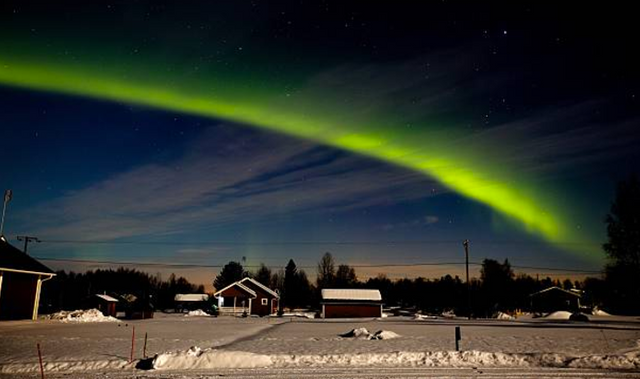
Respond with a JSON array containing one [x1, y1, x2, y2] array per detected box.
[[463, 239, 471, 320], [17, 236, 40, 254], [0, 189, 12, 237]]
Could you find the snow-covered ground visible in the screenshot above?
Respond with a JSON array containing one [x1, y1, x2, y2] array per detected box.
[[1, 313, 640, 377]]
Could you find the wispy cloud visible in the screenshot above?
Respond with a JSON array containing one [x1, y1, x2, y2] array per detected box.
[[20, 125, 440, 241]]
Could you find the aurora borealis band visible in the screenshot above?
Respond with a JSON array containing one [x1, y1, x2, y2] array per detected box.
[[0, 56, 571, 249], [1, 1, 639, 278]]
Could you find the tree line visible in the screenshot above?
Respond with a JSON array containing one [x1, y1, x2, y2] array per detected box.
[[38, 176, 640, 316], [213, 175, 640, 316], [40, 268, 205, 313], [213, 252, 610, 317]]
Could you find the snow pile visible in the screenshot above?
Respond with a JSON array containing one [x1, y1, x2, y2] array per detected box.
[[185, 309, 210, 317], [149, 348, 640, 370], [339, 328, 401, 340], [152, 347, 271, 370], [592, 308, 612, 316], [414, 314, 437, 320], [543, 311, 572, 320], [44, 309, 118, 323], [374, 330, 401, 340], [495, 312, 515, 320], [441, 310, 456, 318]]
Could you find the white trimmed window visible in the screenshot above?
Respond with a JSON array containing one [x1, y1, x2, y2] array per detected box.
[[261, 298, 268, 306]]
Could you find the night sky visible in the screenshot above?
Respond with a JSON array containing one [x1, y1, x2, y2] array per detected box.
[[1, 1, 639, 289]]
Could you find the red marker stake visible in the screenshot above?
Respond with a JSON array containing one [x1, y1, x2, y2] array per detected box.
[[143, 332, 148, 358], [130, 326, 136, 363], [37, 343, 45, 379]]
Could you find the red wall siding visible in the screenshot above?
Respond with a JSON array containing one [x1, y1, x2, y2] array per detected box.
[[0, 271, 38, 320], [324, 304, 381, 318]]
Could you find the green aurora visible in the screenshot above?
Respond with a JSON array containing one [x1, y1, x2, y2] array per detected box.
[[0, 42, 599, 261]]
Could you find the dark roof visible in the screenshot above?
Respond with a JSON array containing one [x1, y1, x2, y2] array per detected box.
[[0, 239, 55, 275]]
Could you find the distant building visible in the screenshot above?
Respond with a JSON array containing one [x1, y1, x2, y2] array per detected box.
[[529, 286, 582, 313], [214, 277, 279, 316], [174, 293, 209, 312], [85, 294, 119, 318], [321, 289, 382, 318], [0, 238, 56, 320], [119, 293, 154, 319]]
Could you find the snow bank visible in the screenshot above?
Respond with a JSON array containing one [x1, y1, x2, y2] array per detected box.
[[152, 347, 271, 370], [543, 311, 572, 320], [44, 309, 118, 323], [592, 308, 612, 316], [148, 348, 640, 370], [495, 312, 515, 320], [339, 328, 401, 340], [277, 312, 315, 319], [185, 309, 210, 317]]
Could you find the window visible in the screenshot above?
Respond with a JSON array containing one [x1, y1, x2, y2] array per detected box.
[[261, 298, 268, 306]]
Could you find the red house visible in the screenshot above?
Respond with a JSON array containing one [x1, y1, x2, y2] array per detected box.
[[0, 238, 56, 320], [214, 277, 279, 316]]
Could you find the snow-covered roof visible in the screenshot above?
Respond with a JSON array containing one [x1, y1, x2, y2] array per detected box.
[[213, 281, 257, 298], [174, 294, 209, 302], [529, 286, 582, 298], [239, 277, 280, 298], [321, 289, 382, 302], [95, 294, 118, 302]]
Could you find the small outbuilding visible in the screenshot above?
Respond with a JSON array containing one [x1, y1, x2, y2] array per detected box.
[[529, 286, 582, 313], [321, 289, 382, 318], [174, 293, 209, 313], [0, 238, 56, 320], [214, 277, 279, 316], [85, 294, 119, 317]]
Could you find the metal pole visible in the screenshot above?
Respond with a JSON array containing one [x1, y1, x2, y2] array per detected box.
[[0, 191, 10, 236], [463, 239, 471, 320], [17, 236, 40, 254]]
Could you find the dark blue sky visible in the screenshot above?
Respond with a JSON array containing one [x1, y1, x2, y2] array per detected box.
[[1, 1, 639, 288]]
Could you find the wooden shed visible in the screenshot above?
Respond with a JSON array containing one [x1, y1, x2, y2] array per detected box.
[[321, 289, 382, 318], [0, 238, 55, 320], [214, 277, 279, 316], [87, 294, 119, 317]]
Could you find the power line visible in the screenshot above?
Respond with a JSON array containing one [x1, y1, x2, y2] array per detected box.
[[33, 256, 602, 274], [37, 238, 602, 246]]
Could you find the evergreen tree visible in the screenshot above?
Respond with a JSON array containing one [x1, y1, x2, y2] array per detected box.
[[213, 261, 245, 291], [603, 175, 640, 314], [480, 259, 514, 314], [335, 264, 358, 287], [284, 259, 298, 308], [254, 263, 272, 287]]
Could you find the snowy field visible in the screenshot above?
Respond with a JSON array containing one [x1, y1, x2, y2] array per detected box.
[[1, 312, 640, 378]]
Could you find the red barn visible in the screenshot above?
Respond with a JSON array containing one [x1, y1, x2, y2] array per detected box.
[[0, 238, 56, 320], [214, 277, 279, 316], [321, 289, 382, 318]]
